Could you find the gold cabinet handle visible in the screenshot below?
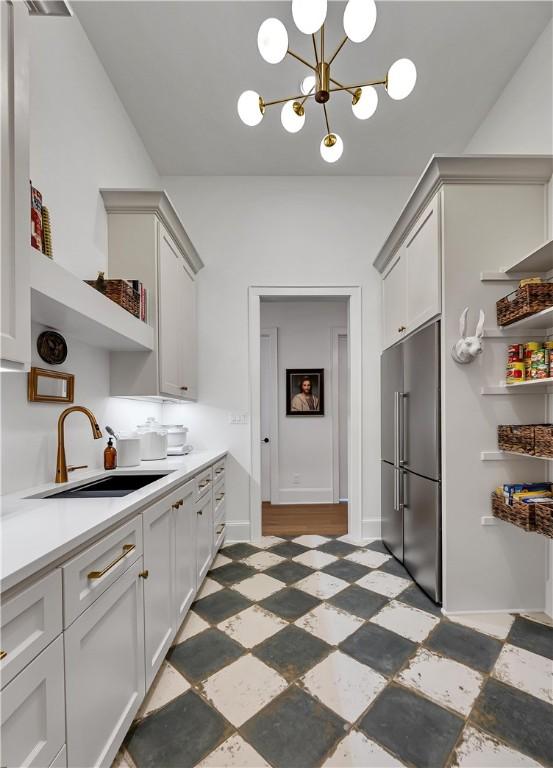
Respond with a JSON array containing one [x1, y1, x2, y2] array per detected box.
[[87, 544, 135, 580], [398, 325, 407, 332], [139, 570, 149, 579], [216, 493, 225, 502], [0, 650, 7, 660], [180, 386, 188, 391], [198, 479, 211, 489], [172, 498, 184, 509], [216, 524, 225, 535], [215, 468, 224, 475]]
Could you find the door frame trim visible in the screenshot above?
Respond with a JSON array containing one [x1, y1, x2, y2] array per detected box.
[[248, 286, 362, 541], [331, 327, 348, 504], [260, 327, 280, 505]]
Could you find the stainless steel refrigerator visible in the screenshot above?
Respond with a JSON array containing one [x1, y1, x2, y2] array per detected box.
[[381, 320, 442, 604]]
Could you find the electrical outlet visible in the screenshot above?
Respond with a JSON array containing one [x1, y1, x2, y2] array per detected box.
[[293, 474, 300, 485], [229, 412, 249, 425]]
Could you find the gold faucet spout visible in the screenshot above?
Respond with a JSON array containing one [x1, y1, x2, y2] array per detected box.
[[56, 406, 103, 483]]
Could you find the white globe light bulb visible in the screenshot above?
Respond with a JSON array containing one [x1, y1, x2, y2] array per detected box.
[[343, 0, 377, 43], [386, 58, 417, 100], [257, 18, 288, 64], [281, 100, 305, 133], [292, 0, 327, 34], [352, 85, 378, 120], [237, 90, 264, 126], [320, 133, 343, 163], [300, 74, 316, 95]]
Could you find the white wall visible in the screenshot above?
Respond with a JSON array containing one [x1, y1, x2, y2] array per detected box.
[[161, 176, 415, 540], [465, 20, 553, 154], [260, 300, 347, 504]]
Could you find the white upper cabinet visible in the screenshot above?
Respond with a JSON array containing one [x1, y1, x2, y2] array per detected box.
[[101, 190, 203, 401], [0, 1, 30, 370], [382, 250, 407, 349]]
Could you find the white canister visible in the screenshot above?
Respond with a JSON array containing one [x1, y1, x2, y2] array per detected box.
[[162, 424, 189, 448], [136, 417, 168, 460], [116, 434, 141, 467]]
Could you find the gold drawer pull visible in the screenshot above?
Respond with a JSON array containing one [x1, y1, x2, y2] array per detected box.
[[0, 650, 7, 660], [215, 468, 224, 475], [398, 325, 407, 332], [172, 499, 184, 509], [198, 479, 211, 489], [216, 524, 225, 535], [139, 570, 149, 579], [88, 544, 135, 580], [216, 493, 225, 502]]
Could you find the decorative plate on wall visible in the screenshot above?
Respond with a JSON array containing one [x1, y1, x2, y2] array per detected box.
[[37, 330, 67, 365]]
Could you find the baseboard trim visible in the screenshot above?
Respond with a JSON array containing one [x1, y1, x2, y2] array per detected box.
[[277, 488, 334, 505], [442, 606, 545, 616], [224, 520, 251, 542], [361, 519, 381, 539]]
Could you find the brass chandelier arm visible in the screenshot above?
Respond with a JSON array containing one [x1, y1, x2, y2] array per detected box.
[[328, 36, 348, 66], [329, 77, 357, 98], [320, 24, 325, 68], [262, 92, 315, 108], [323, 102, 331, 137], [328, 77, 388, 94], [311, 34, 319, 68], [287, 49, 317, 72]]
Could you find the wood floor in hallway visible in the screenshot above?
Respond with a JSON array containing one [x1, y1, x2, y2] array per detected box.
[[262, 501, 348, 536]]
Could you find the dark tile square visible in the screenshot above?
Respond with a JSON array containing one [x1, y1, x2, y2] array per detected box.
[[321, 559, 371, 583], [193, 589, 252, 624], [269, 541, 309, 558], [242, 686, 345, 768], [359, 684, 463, 767], [378, 556, 411, 579], [260, 588, 321, 621], [472, 678, 553, 766], [364, 539, 389, 554], [328, 585, 388, 620], [127, 690, 232, 768], [264, 559, 313, 584], [318, 540, 359, 556], [209, 561, 257, 586], [254, 625, 331, 681], [398, 583, 442, 617], [426, 621, 502, 673], [507, 616, 553, 660], [169, 628, 244, 682], [220, 542, 259, 560], [340, 622, 416, 676]]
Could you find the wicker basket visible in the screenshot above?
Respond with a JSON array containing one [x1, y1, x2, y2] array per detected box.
[[534, 425, 553, 458], [496, 282, 553, 327], [535, 502, 553, 538], [491, 492, 536, 532], [85, 277, 140, 318], [497, 425, 536, 455]]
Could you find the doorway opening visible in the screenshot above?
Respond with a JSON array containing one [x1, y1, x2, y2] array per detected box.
[[249, 286, 362, 542]]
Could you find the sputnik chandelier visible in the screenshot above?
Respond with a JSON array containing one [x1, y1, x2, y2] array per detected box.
[[237, 0, 417, 163]]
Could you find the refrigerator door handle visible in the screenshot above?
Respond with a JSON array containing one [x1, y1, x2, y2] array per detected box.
[[394, 392, 400, 468], [398, 392, 406, 466], [393, 468, 398, 512]]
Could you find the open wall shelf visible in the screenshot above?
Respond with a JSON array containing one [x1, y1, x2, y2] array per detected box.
[[481, 450, 552, 462], [481, 239, 553, 281], [482, 379, 553, 395]]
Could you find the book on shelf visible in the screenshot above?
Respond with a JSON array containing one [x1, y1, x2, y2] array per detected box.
[[126, 280, 148, 323]]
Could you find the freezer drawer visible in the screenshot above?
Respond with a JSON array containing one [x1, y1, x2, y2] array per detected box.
[[381, 462, 403, 562], [402, 470, 441, 604]]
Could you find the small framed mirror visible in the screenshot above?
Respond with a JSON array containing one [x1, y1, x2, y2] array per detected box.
[[28, 367, 74, 403]]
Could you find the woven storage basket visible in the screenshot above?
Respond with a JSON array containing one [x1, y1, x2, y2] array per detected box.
[[534, 425, 553, 458], [535, 503, 553, 538], [85, 278, 140, 318], [496, 282, 553, 327], [497, 425, 536, 455], [491, 492, 536, 532]]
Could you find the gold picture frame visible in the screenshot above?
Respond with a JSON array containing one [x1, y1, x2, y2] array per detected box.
[[28, 366, 74, 403]]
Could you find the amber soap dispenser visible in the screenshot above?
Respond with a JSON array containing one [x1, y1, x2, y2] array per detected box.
[[104, 437, 117, 470]]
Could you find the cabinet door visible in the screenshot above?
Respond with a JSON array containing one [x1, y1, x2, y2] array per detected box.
[[178, 257, 197, 400], [405, 195, 441, 332], [1, 636, 65, 768], [382, 251, 407, 350], [196, 492, 213, 585], [0, 1, 30, 370], [143, 497, 175, 689], [65, 560, 145, 768], [174, 481, 197, 628]]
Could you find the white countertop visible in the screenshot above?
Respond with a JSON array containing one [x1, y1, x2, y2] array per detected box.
[[0, 449, 227, 594]]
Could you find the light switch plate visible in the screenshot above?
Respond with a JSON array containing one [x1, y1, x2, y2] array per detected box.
[[229, 412, 249, 425]]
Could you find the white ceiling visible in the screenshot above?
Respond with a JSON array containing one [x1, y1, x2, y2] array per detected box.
[[75, 1, 551, 176]]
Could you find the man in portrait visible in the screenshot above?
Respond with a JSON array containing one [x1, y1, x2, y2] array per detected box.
[[291, 376, 320, 412]]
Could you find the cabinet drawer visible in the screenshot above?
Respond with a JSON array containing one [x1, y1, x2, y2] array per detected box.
[[195, 467, 213, 500], [214, 521, 226, 551], [0, 635, 65, 768], [0, 570, 62, 688], [214, 485, 225, 521], [213, 459, 225, 484], [62, 516, 142, 627]]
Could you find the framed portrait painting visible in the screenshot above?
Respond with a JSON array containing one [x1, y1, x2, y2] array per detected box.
[[286, 369, 324, 416]]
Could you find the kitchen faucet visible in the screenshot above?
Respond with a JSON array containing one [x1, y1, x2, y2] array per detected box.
[[55, 406, 102, 483]]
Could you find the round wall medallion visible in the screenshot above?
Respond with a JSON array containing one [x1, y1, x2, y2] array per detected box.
[[37, 330, 67, 365]]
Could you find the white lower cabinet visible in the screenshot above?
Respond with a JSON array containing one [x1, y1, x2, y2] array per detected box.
[[174, 481, 197, 627], [0, 635, 65, 768], [196, 491, 214, 584], [64, 559, 145, 768]]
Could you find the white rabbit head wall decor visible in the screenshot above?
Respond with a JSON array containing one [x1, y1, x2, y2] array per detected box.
[[451, 307, 485, 364]]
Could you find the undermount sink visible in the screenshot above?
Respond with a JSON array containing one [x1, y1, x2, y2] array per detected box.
[[34, 473, 173, 499]]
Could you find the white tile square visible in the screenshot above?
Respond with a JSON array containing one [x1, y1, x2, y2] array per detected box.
[[397, 648, 484, 716], [293, 550, 338, 570], [447, 612, 515, 640], [356, 570, 411, 598], [250, 536, 285, 550], [241, 550, 285, 571], [196, 577, 223, 600], [452, 725, 540, 767], [345, 550, 391, 568], [301, 650, 387, 722], [173, 610, 209, 645], [201, 654, 287, 727], [371, 600, 440, 642], [292, 535, 331, 548], [294, 571, 349, 599], [295, 603, 364, 645], [323, 731, 405, 768], [210, 553, 232, 570], [337, 535, 373, 547], [136, 661, 190, 719], [198, 734, 270, 767], [231, 573, 284, 601], [218, 605, 287, 649], [492, 643, 553, 704]]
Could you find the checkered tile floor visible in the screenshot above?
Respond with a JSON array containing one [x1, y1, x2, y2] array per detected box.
[[116, 536, 553, 768]]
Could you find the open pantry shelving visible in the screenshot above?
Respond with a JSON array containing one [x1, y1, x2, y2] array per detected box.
[[480, 238, 553, 282]]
